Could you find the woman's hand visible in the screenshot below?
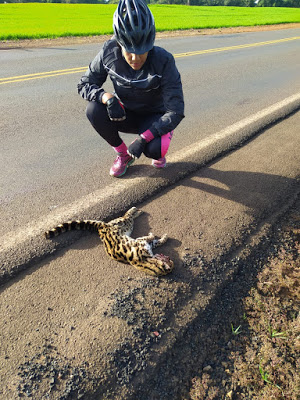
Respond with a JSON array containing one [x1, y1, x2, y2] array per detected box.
[[103, 94, 126, 121], [101, 92, 114, 104]]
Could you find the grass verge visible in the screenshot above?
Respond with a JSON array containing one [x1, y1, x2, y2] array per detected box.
[[188, 199, 300, 400], [1, 4, 300, 40]]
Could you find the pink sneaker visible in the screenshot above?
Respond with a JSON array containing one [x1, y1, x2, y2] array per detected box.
[[152, 157, 166, 168], [110, 154, 134, 177]]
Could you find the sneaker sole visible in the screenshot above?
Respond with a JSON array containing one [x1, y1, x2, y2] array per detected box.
[[110, 158, 135, 177], [152, 162, 166, 169]]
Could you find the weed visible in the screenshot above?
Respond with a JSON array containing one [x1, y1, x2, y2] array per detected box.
[[268, 325, 287, 339], [259, 362, 272, 385], [231, 324, 242, 335]]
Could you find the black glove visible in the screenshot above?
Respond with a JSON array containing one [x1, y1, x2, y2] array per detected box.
[[106, 97, 126, 121], [127, 136, 147, 159]]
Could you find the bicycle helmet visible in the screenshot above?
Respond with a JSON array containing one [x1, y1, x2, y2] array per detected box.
[[113, 0, 155, 55]]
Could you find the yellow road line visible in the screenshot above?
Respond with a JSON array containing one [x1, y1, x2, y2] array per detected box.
[[174, 36, 300, 57], [1, 36, 299, 85], [0, 69, 87, 85], [0, 66, 87, 84]]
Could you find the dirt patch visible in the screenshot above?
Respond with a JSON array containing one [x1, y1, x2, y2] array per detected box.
[[182, 198, 300, 400], [1, 23, 300, 50], [5, 194, 299, 400]]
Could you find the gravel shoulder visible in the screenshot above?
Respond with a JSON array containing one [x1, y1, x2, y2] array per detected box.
[[1, 23, 300, 49], [178, 194, 300, 400], [0, 106, 299, 399]]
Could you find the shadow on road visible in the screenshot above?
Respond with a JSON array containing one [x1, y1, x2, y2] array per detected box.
[[174, 165, 297, 213]]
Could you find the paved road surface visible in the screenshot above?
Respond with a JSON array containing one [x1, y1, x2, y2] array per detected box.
[[1, 28, 300, 242]]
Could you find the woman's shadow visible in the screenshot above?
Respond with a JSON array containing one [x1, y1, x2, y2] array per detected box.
[[179, 165, 298, 214]]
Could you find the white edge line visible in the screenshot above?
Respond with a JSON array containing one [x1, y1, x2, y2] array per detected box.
[[1, 92, 300, 253]]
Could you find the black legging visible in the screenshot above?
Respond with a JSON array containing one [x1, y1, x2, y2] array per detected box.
[[86, 101, 172, 160]]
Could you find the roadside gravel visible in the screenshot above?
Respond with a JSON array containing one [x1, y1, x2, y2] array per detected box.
[[11, 189, 300, 400], [1, 109, 299, 399], [1, 23, 300, 49]]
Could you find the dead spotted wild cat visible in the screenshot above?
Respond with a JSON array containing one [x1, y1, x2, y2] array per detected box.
[[45, 207, 173, 276]]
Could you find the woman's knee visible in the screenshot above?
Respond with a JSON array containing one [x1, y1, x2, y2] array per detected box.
[[144, 131, 174, 159], [144, 138, 161, 159], [86, 101, 107, 124]]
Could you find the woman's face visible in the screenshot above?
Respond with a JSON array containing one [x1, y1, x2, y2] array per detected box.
[[122, 48, 148, 70]]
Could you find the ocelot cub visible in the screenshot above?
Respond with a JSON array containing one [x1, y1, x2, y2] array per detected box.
[[45, 207, 173, 276]]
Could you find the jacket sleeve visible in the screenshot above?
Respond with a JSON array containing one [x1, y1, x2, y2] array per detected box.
[[148, 55, 185, 137], [77, 47, 108, 103]]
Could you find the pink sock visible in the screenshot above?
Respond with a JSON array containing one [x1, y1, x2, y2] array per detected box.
[[113, 142, 128, 155], [140, 129, 155, 143]]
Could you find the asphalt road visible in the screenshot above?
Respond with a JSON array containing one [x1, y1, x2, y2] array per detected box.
[[0, 27, 300, 251]]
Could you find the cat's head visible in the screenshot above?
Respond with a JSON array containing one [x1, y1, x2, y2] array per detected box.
[[150, 253, 174, 276]]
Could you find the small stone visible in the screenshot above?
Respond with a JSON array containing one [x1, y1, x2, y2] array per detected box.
[[203, 365, 212, 372], [222, 361, 228, 368]]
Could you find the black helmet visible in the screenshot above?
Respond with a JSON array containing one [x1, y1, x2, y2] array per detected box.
[[113, 0, 155, 55]]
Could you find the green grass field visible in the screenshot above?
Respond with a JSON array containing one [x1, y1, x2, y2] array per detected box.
[[0, 3, 300, 41]]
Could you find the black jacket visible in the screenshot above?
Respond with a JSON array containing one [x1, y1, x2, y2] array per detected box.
[[77, 39, 184, 137]]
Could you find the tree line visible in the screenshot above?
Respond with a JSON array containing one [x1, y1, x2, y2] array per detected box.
[[3, 0, 300, 7]]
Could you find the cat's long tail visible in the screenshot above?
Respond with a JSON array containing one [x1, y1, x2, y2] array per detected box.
[[45, 220, 102, 239]]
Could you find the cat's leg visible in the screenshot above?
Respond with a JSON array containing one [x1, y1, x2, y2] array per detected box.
[[108, 207, 142, 233], [151, 234, 168, 248], [124, 207, 143, 219], [129, 255, 173, 276], [136, 232, 155, 242]]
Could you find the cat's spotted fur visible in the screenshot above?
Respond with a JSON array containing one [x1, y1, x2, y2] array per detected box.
[[45, 207, 173, 276]]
